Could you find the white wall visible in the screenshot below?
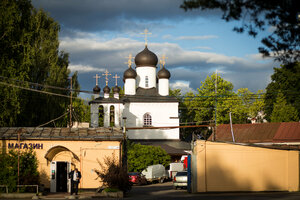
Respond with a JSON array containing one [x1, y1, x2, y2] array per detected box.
[[122, 102, 180, 139], [136, 67, 156, 89], [158, 79, 169, 96], [124, 79, 136, 95]]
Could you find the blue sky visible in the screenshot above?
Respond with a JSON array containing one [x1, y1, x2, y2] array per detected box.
[[32, 0, 278, 98]]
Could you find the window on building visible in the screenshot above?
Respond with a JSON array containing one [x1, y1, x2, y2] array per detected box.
[[143, 113, 152, 126], [145, 76, 149, 87], [99, 105, 104, 127], [110, 105, 115, 127]]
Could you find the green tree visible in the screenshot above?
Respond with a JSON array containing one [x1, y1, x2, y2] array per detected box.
[[127, 142, 170, 172], [265, 62, 300, 121], [181, 0, 300, 64], [0, 0, 79, 127], [0, 149, 39, 192], [270, 92, 299, 122]]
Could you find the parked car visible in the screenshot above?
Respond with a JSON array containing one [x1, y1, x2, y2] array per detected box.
[[141, 164, 168, 183], [173, 171, 188, 189], [166, 162, 185, 180], [128, 172, 147, 185]]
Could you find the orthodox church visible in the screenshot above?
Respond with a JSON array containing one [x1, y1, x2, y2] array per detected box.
[[89, 42, 180, 140]]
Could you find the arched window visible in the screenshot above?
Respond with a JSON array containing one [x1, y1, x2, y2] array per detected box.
[[143, 113, 152, 126], [99, 105, 104, 127], [145, 76, 149, 88], [110, 105, 115, 127]]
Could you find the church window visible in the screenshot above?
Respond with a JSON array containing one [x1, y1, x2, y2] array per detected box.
[[110, 105, 115, 127], [99, 105, 104, 127], [145, 76, 149, 87], [143, 113, 152, 126]]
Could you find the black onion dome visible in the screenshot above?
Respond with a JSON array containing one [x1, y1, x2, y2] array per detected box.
[[113, 86, 120, 93], [93, 85, 101, 93], [135, 46, 158, 67], [123, 67, 137, 79], [157, 67, 171, 79], [103, 85, 110, 93]]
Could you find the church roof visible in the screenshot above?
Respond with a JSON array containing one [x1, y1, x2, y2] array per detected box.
[[122, 87, 178, 103], [89, 96, 123, 104], [135, 46, 158, 67]]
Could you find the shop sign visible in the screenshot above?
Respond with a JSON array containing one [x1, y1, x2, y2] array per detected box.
[[8, 143, 43, 149]]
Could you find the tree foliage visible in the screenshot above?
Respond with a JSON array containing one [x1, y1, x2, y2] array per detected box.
[[0, 149, 39, 192], [0, 0, 81, 127], [265, 62, 300, 121], [181, 73, 265, 126], [127, 142, 171, 172], [270, 92, 299, 122], [94, 154, 131, 192], [181, 0, 300, 63]]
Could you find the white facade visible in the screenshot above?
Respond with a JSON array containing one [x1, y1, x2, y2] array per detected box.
[[124, 79, 136, 95], [122, 102, 179, 139], [136, 67, 156, 88], [158, 79, 169, 96]]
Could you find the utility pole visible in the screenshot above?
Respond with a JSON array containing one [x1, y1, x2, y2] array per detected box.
[[122, 117, 127, 171], [17, 128, 21, 192], [69, 77, 73, 128], [213, 70, 218, 141]]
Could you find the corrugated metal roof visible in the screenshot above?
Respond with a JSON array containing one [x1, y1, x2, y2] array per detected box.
[[0, 127, 123, 141], [273, 122, 300, 142], [212, 122, 300, 143]]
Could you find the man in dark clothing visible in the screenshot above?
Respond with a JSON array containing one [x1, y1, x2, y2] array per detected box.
[[69, 168, 81, 195]]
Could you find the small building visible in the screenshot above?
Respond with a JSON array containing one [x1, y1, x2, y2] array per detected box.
[[0, 127, 123, 192], [191, 140, 299, 193]]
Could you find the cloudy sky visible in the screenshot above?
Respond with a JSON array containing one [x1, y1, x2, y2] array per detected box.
[[32, 0, 278, 97]]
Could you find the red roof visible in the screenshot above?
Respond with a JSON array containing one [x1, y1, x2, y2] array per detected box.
[[211, 122, 300, 143]]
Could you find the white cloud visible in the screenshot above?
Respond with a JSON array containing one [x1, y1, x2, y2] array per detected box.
[[162, 34, 218, 41], [69, 64, 104, 73], [170, 81, 197, 94]]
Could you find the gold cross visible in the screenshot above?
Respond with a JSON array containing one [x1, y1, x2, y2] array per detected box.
[[125, 54, 134, 68], [112, 74, 120, 86], [93, 74, 100, 85], [102, 69, 111, 86], [140, 29, 151, 46], [160, 54, 168, 67]]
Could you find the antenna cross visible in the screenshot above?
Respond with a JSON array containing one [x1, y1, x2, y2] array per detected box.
[[140, 29, 152, 46], [113, 74, 120, 86], [93, 74, 100, 85], [102, 69, 111, 86]]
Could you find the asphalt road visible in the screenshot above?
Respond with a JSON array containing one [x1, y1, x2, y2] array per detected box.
[[125, 181, 300, 200]]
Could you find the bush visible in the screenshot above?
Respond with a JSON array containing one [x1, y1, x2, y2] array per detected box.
[[0, 149, 39, 193], [127, 142, 171, 172], [94, 154, 131, 193]]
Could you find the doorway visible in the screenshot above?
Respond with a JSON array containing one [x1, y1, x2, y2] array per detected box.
[[56, 162, 68, 192]]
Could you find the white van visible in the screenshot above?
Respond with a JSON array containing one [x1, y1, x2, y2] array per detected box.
[[166, 162, 185, 180], [141, 164, 168, 183]]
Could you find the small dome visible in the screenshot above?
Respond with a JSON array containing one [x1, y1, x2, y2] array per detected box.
[[103, 86, 110, 93], [157, 67, 171, 79], [123, 67, 137, 79], [113, 86, 120, 93], [135, 46, 158, 67], [93, 85, 101, 94]]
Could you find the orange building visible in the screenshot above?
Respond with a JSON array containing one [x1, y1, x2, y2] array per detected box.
[[0, 127, 123, 192]]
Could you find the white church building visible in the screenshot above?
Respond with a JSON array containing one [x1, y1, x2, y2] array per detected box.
[[89, 44, 180, 140]]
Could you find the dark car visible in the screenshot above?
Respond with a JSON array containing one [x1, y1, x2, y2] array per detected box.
[[128, 172, 147, 185]]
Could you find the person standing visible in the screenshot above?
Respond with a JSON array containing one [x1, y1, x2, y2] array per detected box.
[[69, 168, 81, 195]]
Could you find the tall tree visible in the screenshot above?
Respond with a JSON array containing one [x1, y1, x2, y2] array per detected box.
[[270, 92, 299, 122], [0, 0, 79, 127], [181, 0, 300, 64], [265, 62, 300, 121]]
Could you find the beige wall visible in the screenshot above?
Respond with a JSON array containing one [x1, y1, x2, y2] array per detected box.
[[193, 140, 299, 192], [0, 139, 121, 189]]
